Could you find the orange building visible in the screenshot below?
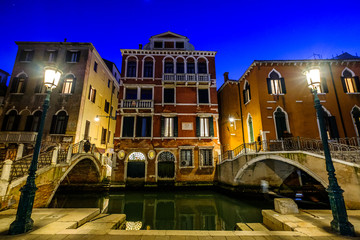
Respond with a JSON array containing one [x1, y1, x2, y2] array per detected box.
[[218, 53, 360, 155], [113, 32, 220, 185]]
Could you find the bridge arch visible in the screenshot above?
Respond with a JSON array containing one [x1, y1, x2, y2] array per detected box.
[[46, 154, 102, 206], [233, 154, 328, 188]]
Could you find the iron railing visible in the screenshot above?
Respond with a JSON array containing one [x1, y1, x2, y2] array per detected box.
[[120, 99, 153, 108], [162, 73, 211, 82]]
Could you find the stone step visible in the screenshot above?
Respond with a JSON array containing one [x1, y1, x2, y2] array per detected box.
[[79, 213, 126, 230], [236, 222, 269, 231]]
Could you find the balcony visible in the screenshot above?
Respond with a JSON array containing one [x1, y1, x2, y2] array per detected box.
[[163, 73, 210, 83], [0, 132, 38, 143], [120, 99, 154, 113]]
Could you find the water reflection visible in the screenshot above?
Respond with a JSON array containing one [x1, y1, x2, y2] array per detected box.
[[50, 190, 273, 230]]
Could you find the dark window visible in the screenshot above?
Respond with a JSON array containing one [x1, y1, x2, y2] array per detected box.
[[243, 82, 251, 104], [125, 88, 137, 99], [104, 100, 110, 113], [180, 149, 193, 167], [154, 41, 163, 48], [112, 85, 115, 94], [1, 110, 20, 131], [19, 50, 34, 62], [165, 62, 174, 73], [267, 71, 286, 94], [200, 149, 213, 166], [164, 42, 174, 48], [176, 42, 184, 48], [88, 85, 96, 103], [176, 62, 184, 73], [274, 108, 288, 139], [136, 116, 152, 137], [34, 79, 46, 93], [107, 130, 111, 143], [43, 50, 57, 62], [66, 51, 80, 62], [10, 74, 27, 93], [84, 120, 90, 140], [127, 61, 136, 77], [108, 79, 111, 88], [187, 62, 195, 73], [30, 111, 42, 132], [50, 111, 68, 134], [94, 61, 98, 72], [101, 127, 107, 144], [164, 88, 175, 103], [122, 116, 135, 137], [198, 62, 207, 74], [198, 89, 209, 103], [144, 61, 153, 77], [323, 114, 339, 139], [352, 107, 360, 136], [141, 88, 152, 100]]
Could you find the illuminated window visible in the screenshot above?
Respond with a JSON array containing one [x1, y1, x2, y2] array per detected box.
[[62, 75, 75, 94], [88, 85, 96, 103], [128, 152, 146, 161], [161, 116, 177, 137], [341, 69, 360, 93], [10, 74, 27, 93], [196, 117, 214, 137], [44, 50, 57, 62], [66, 51, 80, 62], [243, 81, 251, 104], [267, 70, 286, 95]]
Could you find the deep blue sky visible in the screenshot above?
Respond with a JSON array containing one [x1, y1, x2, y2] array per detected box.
[[1, 0, 359, 88]]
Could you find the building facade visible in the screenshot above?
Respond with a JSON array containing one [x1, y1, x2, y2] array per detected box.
[[0, 41, 119, 161], [113, 32, 220, 185], [218, 54, 360, 154]]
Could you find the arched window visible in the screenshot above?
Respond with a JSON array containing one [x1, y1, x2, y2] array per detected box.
[[126, 57, 137, 77], [32, 111, 42, 132], [50, 111, 68, 134], [10, 74, 27, 93], [243, 81, 251, 104], [274, 107, 289, 139], [164, 58, 174, 73], [18, 110, 31, 131], [128, 152, 146, 161], [1, 110, 20, 131], [176, 58, 184, 74], [247, 114, 254, 142], [197, 58, 207, 74], [352, 106, 360, 136], [320, 107, 339, 139], [267, 69, 286, 95], [143, 58, 153, 78], [62, 75, 76, 94], [186, 58, 195, 73], [341, 68, 360, 93]]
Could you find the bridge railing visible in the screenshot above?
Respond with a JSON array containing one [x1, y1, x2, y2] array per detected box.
[[222, 137, 360, 163]]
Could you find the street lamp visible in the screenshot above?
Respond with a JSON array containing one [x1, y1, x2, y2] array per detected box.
[[305, 68, 354, 236], [9, 66, 62, 235]]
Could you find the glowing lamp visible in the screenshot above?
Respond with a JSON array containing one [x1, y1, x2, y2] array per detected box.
[[44, 67, 62, 89], [94, 116, 100, 122], [305, 68, 321, 90], [229, 117, 235, 123]]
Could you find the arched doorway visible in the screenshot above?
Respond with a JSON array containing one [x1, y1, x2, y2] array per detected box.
[[127, 152, 146, 179], [157, 151, 175, 179]]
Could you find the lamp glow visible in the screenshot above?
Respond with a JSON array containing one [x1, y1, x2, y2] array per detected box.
[[94, 116, 100, 122], [44, 67, 62, 89], [305, 68, 321, 90], [229, 117, 235, 123]]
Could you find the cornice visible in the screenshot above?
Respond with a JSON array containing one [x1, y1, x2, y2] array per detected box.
[[121, 49, 217, 56]]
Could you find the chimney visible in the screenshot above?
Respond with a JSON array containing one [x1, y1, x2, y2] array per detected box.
[[64, 38, 67, 42], [139, 44, 143, 50], [223, 72, 229, 82]]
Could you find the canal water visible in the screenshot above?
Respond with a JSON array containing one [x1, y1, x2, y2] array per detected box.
[[49, 189, 274, 230]]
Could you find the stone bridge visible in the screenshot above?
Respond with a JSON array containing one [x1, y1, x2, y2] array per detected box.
[[217, 142, 360, 209], [0, 141, 112, 210]]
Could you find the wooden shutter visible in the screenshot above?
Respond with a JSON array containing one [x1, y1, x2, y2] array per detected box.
[[50, 115, 57, 134], [174, 117, 178, 137], [12, 115, 21, 131], [61, 115, 69, 134], [248, 85, 251, 100], [160, 116, 165, 137], [266, 78, 272, 94], [71, 78, 76, 93], [340, 77, 347, 93], [321, 77, 328, 93], [209, 117, 214, 137], [146, 117, 152, 137], [10, 78, 18, 93], [196, 117, 200, 137], [242, 89, 246, 103], [328, 116, 339, 139], [93, 89, 96, 103], [24, 115, 34, 131], [88, 85, 92, 99], [280, 78, 286, 94], [65, 51, 71, 62], [76, 52, 81, 62], [1, 115, 9, 131], [21, 77, 28, 93], [354, 76, 360, 92], [136, 117, 142, 137]]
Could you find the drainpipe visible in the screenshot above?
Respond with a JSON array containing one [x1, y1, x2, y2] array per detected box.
[[237, 79, 246, 153], [106, 82, 114, 156], [328, 63, 347, 138]]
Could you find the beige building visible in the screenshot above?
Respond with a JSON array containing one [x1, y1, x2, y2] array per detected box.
[[0, 41, 120, 160]]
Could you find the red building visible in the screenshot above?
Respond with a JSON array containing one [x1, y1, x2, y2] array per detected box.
[[113, 32, 220, 185]]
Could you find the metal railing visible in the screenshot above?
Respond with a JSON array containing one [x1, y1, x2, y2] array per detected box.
[[162, 73, 211, 82], [120, 99, 153, 108], [0, 132, 38, 143], [221, 137, 360, 163]]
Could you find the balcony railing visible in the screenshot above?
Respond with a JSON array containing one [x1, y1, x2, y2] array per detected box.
[[120, 99, 154, 109], [0, 132, 38, 143], [163, 73, 210, 82]]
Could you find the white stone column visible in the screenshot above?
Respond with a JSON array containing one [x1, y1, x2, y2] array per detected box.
[[66, 144, 73, 163], [51, 147, 58, 165], [16, 144, 24, 160], [1, 160, 13, 181], [79, 141, 84, 153]]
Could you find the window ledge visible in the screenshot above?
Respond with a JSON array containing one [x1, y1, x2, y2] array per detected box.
[[198, 137, 214, 140], [60, 93, 73, 96], [244, 100, 251, 105], [19, 61, 31, 63], [317, 93, 326, 95], [179, 166, 195, 169], [35, 93, 47, 95], [49, 134, 66, 136], [346, 92, 360, 95], [125, 77, 137, 79], [199, 166, 214, 169], [10, 93, 24, 95], [66, 62, 79, 63]]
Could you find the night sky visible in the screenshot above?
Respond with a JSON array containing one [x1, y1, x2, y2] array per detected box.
[[1, 0, 359, 88]]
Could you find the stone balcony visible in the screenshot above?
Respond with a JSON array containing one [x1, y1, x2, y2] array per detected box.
[[0, 131, 38, 143], [119, 99, 154, 113], [162, 73, 211, 84]]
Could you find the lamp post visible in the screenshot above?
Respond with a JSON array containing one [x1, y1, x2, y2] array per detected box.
[[9, 67, 62, 235], [305, 68, 354, 236]]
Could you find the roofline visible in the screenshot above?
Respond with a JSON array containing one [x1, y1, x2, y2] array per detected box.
[[218, 79, 238, 93], [0, 69, 10, 75], [15, 41, 94, 48], [120, 49, 217, 55], [149, 31, 188, 39], [103, 58, 121, 74]]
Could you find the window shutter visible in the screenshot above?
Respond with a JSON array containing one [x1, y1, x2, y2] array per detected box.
[[354, 76, 360, 92], [248, 85, 251, 100], [146, 117, 152, 137], [20, 51, 26, 61], [328, 116, 339, 139], [266, 78, 272, 94], [88, 85, 92, 99], [12, 115, 21, 131], [76, 52, 81, 62], [280, 78, 286, 94], [21, 77, 28, 93], [50, 115, 57, 134], [34, 80, 42, 93], [340, 77, 347, 93], [65, 51, 71, 62], [196, 117, 200, 137], [29, 51, 34, 61], [24, 115, 34, 131], [174, 117, 178, 137], [61, 115, 69, 134], [160, 116, 165, 137], [71, 78, 76, 93], [136, 117, 142, 137], [10, 78, 18, 93], [321, 77, 328, 93], [209, 117, 214, 137], [242, 90, 246, 103], [1, 115, 9, 131]]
